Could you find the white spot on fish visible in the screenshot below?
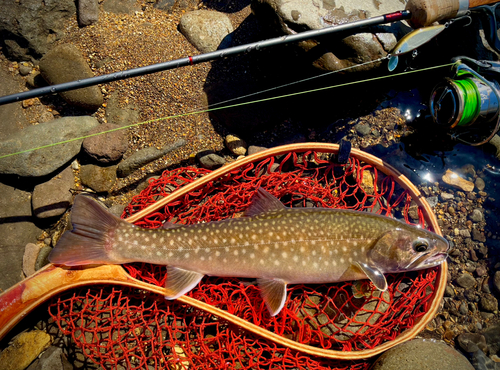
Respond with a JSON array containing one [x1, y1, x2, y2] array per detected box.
[[185, 253, 190, 258], [225, 247, 230, 252], [260, 259, 265, 265], [340, 257, 345, 263], [293, 256, 298, 262], [313, 262, 318, 268], [168, 252, 174, 257], [153, 234, 157, 239], [170, 240, 175, 246], [145, 237, 149, 242], [216, 251, 221, 257], [282, 252, 288, 258], [157, 251, 162, 256], [118, 236, 123, 242], [141, 245, 146, 250], [205, 248, 210, 253], [353, 251, 358, 256], [223, 258, 227, 263], [342, 246, 347, 252], [160, 237, 165, 243], [274, 260, 280, 266], [200, 256, 205, 261], [300, 246, 305, 253], [234, 250, 238, 256], [250, 253, 255, 259]]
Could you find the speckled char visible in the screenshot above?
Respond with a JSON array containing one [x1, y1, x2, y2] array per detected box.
[[49, 188, 449, 316]]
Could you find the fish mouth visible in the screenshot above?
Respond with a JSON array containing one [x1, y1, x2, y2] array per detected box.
[[407, 252, 448, 270]]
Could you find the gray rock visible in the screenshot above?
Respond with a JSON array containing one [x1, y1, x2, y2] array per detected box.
[[117, 139, 186, 177], [179, 10, 234, 53], [108, 204, 126, 218], [457, 333, 488, 353], [427, 196, 438, 208], [102, 0, 141, 14], [23, 243, 42, 277], [39, 44, 103, 110], [469, 349, 499, 370], [483, 324, 500, 357], [0, 182, 42, 291], [444, 285, 455, 297], [0, 116, 99, 177], [83, 123, 128, 163], [494, 271, 500, 294], [456, 273, 477, 289], [251, 0, 406, 73], [370, 339, 474, 370], [459, 302, 469, 316], [0, 67, 31, 136], [19, 63, 32, 76], [470, 209, 484, 223], [355, 123, 371, 136], [78, 0, 99, 26], [475, 177, 486, 192], [26, 345, 73, 370], [155, 0, 199, 12], [32, 166, 74, 218], [441, 192, 454, 201], [480, 294, 498, 313], [472, 229, 487, 242], [247, 145, 268, 156], [105, 93, 140, 127], [0, 0, 75, 60], [80, 164, 117, 193], [197, 151, 226, 170]]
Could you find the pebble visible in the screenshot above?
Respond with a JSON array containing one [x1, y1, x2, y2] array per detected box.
[[441, 192, 454, 201], [475, 177, 486, 191], [225, 134, 247, 156], [470, 209, 484, 223], [355, 123, 371, 136], [445, 285, 455, 297], [19, 63, 32, 76], [480, 294, 498, 313], [26, 346, 72, 370], [0, 331, 51, 370], [472, 229, 487, 242], [83, 123, 128, 163], [247, 145, 268, 156], [456, 273, 477, 289], [32, 165, 74, 218], [460, 229, 471, 238], [442, 169, 475, 192], [23, 243, 42, 277], [457, 333, 488, 353], [459, 302, 469, 315], [370, 339, 474, 370], [80, 164, 118, 193], [197, 151, 226, 170], [483, 324, 500, 357], [475, 266, 487, 277], [427, 196, 438, 208], [78, 0, 99, 26]]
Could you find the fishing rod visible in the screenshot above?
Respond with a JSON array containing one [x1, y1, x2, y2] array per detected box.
[[0, 0, 498, 106]]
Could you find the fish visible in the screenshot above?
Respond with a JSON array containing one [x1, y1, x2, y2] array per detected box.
[[49, 188, 449, 316]]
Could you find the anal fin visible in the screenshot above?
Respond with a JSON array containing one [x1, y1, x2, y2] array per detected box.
[[354, 262, 388, 291], [257, 278, 288, 316], [164, 266, 204, 299]]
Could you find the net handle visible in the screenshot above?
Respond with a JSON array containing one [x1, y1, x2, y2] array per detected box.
[[0, 143, 446, 360]]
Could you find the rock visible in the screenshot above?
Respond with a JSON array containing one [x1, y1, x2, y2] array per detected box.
[[456, 273, 477, 289], [459, 302, 469, 316], [102, 0, 141, 14], [355, 123, 371, 136], [136, 175, 160, 193], [251, 0, 405, 73], [26, 345, 72, 370], [460, 229, 471, 238], [83, 123, 128, 163], [457, 333, 488, 353], [179, 10, 233, 53], [444, 285, 455, 297], [472, 229, 487, 242], [469, 349, 499, 370], [0, 331, 52, 370], [494, 271, 500, 294], [370, 338, 474, 370], [35, 246, 53, 271], [80, 164, 117, 193], [23, 243, 42, 277], [0, 67, 31, 136], [442, 169, 475, 192], [360, 169, 376, 195], [117, 139, 186, 177], [480, 294, 498, 313], [0, 0, 76, 60], [19, 63, 32, 76], [105, 92, 140, 127], [32, 166, 74, 218], [108, 204, 126, 218], [225, 134, 247, 156], [475, 177, 486, 191], [78, 0, 99, 26], [197, 151, 226, 170], [155, 0, 199, 12], [0, 116, 99, 177], [39, 44, 103, 110], [483, 324, 500, 357], [470, 209, 484, 223], [441, 192, 454, 201], [0, 182, 43, 291], [247, 145, 268, 155]]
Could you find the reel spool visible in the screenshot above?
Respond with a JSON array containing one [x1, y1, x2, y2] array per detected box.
[[429, 59, 500, 145]]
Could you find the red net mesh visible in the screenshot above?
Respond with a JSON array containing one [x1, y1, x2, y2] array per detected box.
[[48, 150, 440, 369]]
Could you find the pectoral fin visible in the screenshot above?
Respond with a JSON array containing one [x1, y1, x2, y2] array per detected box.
[[257, 278, 288, 316], [164, 266, 204, 299], [354, 262, 388, 291]]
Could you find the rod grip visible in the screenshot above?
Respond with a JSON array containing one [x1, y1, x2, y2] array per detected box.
[[407, 0, 499, 28]]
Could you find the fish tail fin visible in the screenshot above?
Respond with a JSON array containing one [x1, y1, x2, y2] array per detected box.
[[49, 195, 125, 266]]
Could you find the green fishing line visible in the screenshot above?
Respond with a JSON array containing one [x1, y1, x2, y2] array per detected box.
[[453, 71, 481, 126]]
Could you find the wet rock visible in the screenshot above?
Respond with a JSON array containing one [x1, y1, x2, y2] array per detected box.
[[197, 151, 226, 170], [0, 331, 51, 370], [355, 123, 371, 136], [23, 243, 42, 277], [469, 349, 499, 370], [80, 164, 117, 193], [459, 302, 469, 316], [472, 229, 487, 243], [39, 44, 103, 110], [457, 333, 488, 353], [35, 246, 52, 271], [225, 134, 247, 156], [32, 166, 74, 218], [480, 294, 498, 313], [247, 145, 268, 156], [475, 177, 486, 192], [476, 266, 487, 277], [0, 116, 99, 177], [83, 123, 128, 163], [441, 192, 454, 201], [179, 10, 233, 53], [444, 285, 455, 297], [102, 0, 141, 14], [371, 338, 474, 370], [456, 273, 477, 289], [483, 324, 500, 357], [460, 229, 472, 238], [78, 0, 99, 26], [117, 139, 186, 177], [494, 271, 500, 294], [442, 169, 475, 192], [0, 182, 43, 291], [470, 209, 484, 223], [0, 0, 75, 60]]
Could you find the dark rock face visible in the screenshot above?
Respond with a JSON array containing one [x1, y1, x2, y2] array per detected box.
[[0, 0, 76, 60]]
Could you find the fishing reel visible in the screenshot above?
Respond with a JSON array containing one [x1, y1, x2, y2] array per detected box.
[[429, 56, 500, 146]]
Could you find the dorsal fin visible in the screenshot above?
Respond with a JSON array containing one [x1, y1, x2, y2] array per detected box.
[[244, 188, 286, 217]]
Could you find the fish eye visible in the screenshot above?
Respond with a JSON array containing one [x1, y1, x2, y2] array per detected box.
[[413, 239, 429, 253]]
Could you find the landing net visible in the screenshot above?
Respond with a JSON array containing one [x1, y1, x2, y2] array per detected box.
[[48, 149, 440, 369]]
